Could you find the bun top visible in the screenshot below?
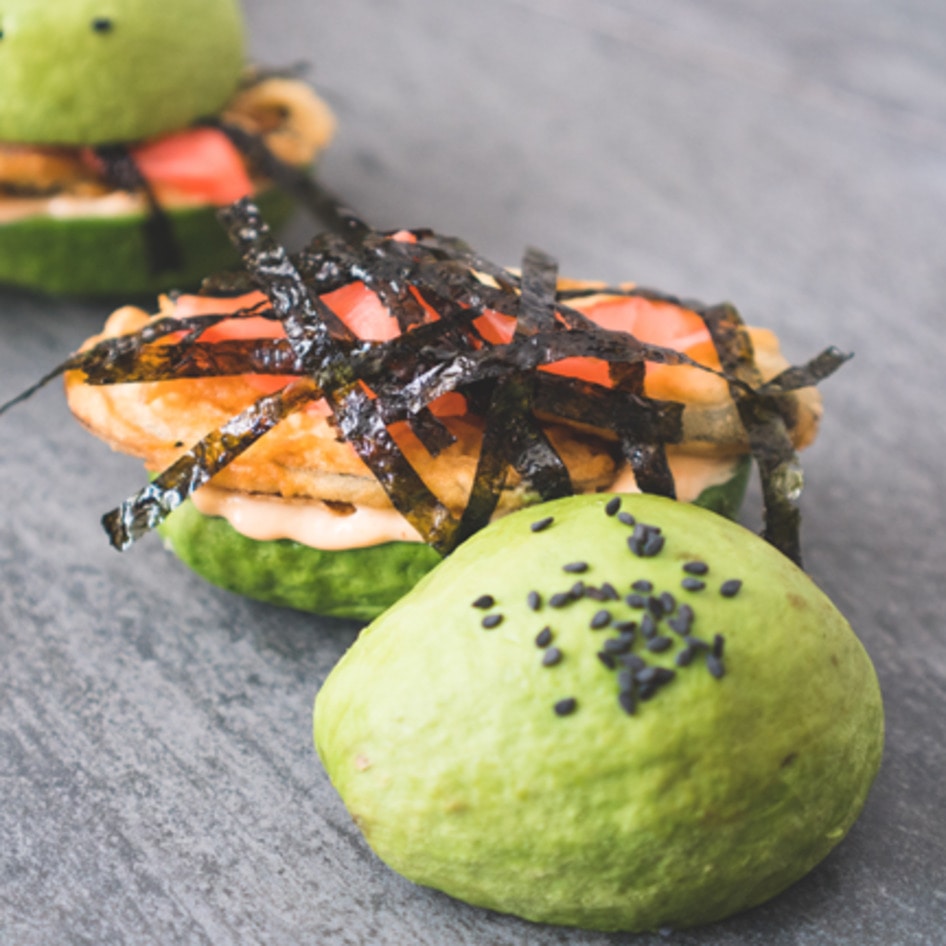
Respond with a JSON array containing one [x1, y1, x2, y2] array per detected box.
[[315, 493, 884, 931], [0, 0, 245, 145]]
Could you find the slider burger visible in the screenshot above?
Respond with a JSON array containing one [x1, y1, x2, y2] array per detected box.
[[0, 0, 334, 296], [51, 200, 847, 619]]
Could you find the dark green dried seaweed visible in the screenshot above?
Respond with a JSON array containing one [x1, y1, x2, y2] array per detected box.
[[2, 191, 849, 564], [103, 378, 322, 549], [453, 248, 574, 544], [218, 199, 461, 553], [697, 302, 808, 565], [93, 145, 183, 274], [210, 119, 370, 243]]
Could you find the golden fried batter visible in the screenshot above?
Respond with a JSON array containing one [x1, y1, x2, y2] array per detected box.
[[65, 287, 821, 516]]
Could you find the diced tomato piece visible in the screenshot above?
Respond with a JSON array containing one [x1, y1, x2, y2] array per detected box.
[[130, 127, 254, 205], [322, 282, 400, 341], [167, 274, 713, 413]]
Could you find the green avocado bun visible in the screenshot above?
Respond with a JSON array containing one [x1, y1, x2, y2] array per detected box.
[[156, 498, 444, 623], [156, 459, 750, 620], [0, 0, 245, 145], [314, 493, 884, 932]]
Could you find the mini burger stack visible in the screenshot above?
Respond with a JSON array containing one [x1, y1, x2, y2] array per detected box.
[[33, 198, 846, 618], [0, 0, 334, 296]]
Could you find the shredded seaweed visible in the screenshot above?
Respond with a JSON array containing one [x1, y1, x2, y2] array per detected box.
[[1, 193, 850, 563], [93, 145, 183, 274], [697, 303, 810, 565], [103, 378, 323, 550]]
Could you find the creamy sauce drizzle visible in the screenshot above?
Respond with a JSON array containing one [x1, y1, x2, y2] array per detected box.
[[190, 489, 424, 549], [0, 189, 214, 225], [190, 454, 740, 550]]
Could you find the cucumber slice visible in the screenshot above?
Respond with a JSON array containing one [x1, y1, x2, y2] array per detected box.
[[0, 187, 293, 297]]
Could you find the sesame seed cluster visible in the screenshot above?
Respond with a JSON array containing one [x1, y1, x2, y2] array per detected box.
[[471, 496, 744, 718]]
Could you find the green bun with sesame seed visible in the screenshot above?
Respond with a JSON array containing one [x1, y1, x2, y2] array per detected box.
[[314, 493, 884, 932], [0, 0, 245, 146]]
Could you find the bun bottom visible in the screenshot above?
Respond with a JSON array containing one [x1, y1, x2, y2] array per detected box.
[[0, 187, 293, 297], [156, 458, 751, 620]]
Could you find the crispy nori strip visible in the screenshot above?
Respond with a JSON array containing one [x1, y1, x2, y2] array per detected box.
[[326, 383, 459, 553], [532, 375, 684, 444], [456, 248, 573, 541], [499, 250, 573, 501], [757, 347, 852, 395], [699, 302, 804, 564], [0, 309, 276, 410], [623, 442, 676, 497], [209, 119, 370, 243], [102, 378, 322, 549], [218, 199, 460, 553], [76, 339, 303, 383], [93, 145, 183, 274], [518, 247, 559, 334]]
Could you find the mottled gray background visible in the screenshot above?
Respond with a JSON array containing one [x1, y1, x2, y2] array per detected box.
[[2, 1, 944, 943]]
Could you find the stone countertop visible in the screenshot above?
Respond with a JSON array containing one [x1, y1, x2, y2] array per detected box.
[[1, 1, 944, 943]]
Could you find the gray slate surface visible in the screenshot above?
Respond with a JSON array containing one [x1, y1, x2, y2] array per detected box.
[[2, 0, 944, 943]]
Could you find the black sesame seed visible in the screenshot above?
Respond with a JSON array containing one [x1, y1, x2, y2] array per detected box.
[[584, 586, 607, 602], [543, 647, 564, 667], [635, 666, 659, 684], [706, 654, 726, 679], [535, 626, 553, 648], [683, 560, 709, 575], [472, 594, 495, 609], [91, 17, 114, 33], [600, 581, 619, 601], [638, 681, 658, 701], [653, 667, 676, 685], [632, 579, 654, 593], [549, 592, 572, 608], [531, 516, 554, 533], [481, 613, 503, 629], [570, 581, 587, 599], [603, 636, 633, 655], [617, 668, 635, 692], [642, 532, 665, 557], [597, 651, 617, 670], [527, 590, 542, 611], [620, 653, 647, 672], [613, 620, 637, 634], [553, 697, 577, 716], [627, 536, 644, 556], [659, 591, 676, 615], [646, 635, 673, 653], [720, 579, 743, 598], [617, 511, 637, 527], [668, 605, 694, 635], [685, 635, 710, 651], [626, 593, 646, 609], [713, 634, 726, 658], [605, 496, 621, 517], [640, 613, 657, 638], [646, 595, 664, 617], [681, 577, 706, 592], [618, 689, 637, 715], [675, 646, 695, 667], [563, 561, 589, 574], [590, 609, 612, 630]]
